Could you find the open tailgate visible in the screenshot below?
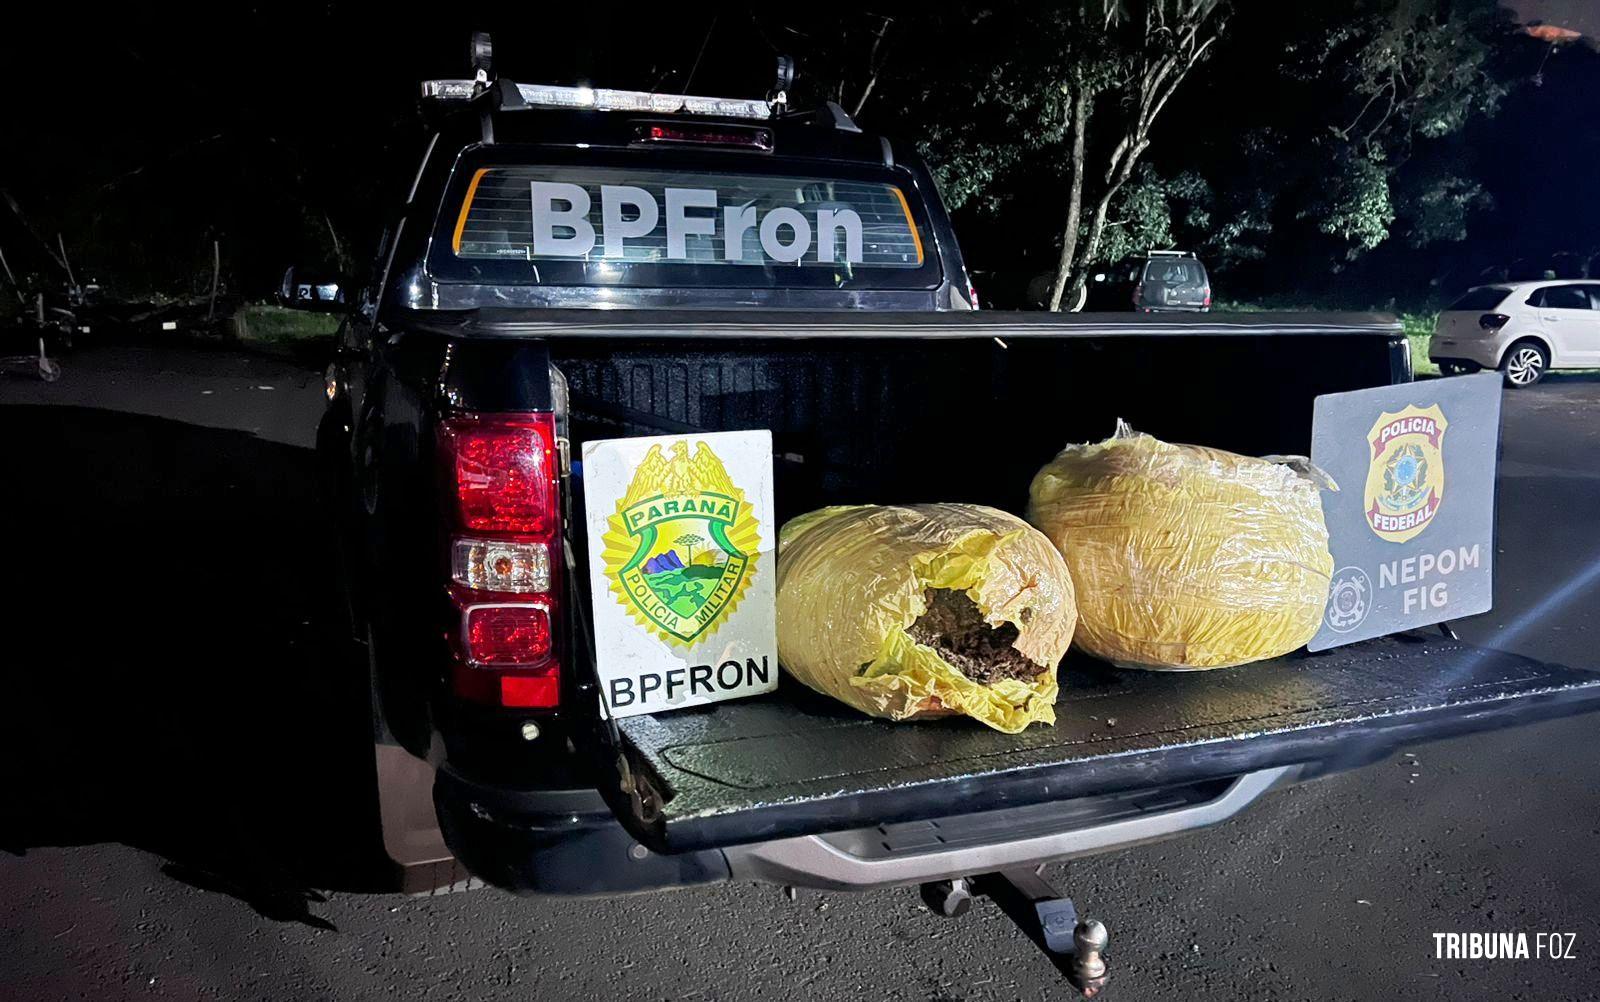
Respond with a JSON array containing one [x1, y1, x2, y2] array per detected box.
[[613, 636, 1600, 853]]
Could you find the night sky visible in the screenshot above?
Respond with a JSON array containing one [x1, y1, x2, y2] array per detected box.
[[2, 3, 1597, 307]]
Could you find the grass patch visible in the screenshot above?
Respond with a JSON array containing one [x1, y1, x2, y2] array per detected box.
[[1218, 299, 1444, 377], [232, 304, 341, 345], [1401, 312, 1440, 377]]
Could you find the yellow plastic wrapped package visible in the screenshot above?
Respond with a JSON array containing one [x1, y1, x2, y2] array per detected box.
[[1027, 422, 1334, 671], [776, 504, 1077, 733]]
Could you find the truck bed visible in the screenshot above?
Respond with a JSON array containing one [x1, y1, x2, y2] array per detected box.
[[412, 310, 1597, 855], [615, 636, 1600, 852]]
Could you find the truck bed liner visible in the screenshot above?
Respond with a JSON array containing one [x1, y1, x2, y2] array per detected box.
[[614, 637, 1600, 852]]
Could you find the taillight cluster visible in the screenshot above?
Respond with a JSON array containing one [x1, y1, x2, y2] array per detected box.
[[438, 412, 561, 709]]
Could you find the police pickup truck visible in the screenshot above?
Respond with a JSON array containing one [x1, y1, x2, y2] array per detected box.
[[316, 37, 1600, 989]]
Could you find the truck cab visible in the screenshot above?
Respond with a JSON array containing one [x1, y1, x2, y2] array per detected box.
[[372, 76, 975, 317]]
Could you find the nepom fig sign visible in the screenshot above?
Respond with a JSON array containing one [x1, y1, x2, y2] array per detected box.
[[1308, 373, 1501, 650]]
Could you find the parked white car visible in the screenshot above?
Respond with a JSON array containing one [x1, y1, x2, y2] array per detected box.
[[1430, 280, 1600, 386]]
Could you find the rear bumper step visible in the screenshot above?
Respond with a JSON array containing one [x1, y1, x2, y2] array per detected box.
[[614, 636, 1600, 853], [723, 767, 1296, 891], [433, 765, 1292, 895]]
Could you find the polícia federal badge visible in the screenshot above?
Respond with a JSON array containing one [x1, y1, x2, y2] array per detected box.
[[600, 440, 761, 647], [1363, 403, 1448, 543]]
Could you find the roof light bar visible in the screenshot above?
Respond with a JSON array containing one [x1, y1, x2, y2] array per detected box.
[[421, 79, 773, 120], [422, 79, 478, 101]]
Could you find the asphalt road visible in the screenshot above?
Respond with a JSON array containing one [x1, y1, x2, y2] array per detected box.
[[3, 344, 1599, 1001]]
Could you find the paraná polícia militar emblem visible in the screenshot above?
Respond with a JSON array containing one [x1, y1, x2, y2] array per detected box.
[[600, 440, 761, 647], [1363, 403, 1448, 543]]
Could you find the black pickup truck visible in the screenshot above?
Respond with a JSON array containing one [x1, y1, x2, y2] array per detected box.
[[316, 41, 1600, 973]]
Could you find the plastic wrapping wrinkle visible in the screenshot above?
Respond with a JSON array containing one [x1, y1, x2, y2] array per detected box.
[[1027, 421, 1335, 670], [776, 504, 1077, 733]]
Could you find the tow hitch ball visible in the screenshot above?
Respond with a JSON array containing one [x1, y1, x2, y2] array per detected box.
[[922, 869, 1110, 997]]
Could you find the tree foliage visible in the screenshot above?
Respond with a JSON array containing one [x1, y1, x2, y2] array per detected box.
[[1287, 0, 1510, 259], [811, 0, 1520, 305], [864, 1, 1229, 309], [1097, 165, 1210, 265]]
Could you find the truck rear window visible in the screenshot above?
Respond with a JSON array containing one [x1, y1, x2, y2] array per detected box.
[[453, 166, 921, 267], [428, 158, 941, 292]]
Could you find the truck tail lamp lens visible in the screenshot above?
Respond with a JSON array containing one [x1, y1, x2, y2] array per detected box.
[[500, 675, 559, 708], [465, 604, 553, 666], [440, 413, 557, 537], [440, 409, 564, 710], [452, 538, 550, 593], [635, 123, 774, 150]]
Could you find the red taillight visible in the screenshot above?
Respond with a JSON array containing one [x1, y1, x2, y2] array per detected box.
[[635, 123, 774, 151], [439, 411, 563, 710], [1203, 288, 1212, 308], [465, 604, 553, 666], [500, 675, 559, 708], [1480, 312, 1511, 331], [966, 278, 981, 311], [440, 414, 556, 538]]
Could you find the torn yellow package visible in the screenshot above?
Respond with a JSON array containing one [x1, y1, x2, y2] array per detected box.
[[776, 504, 1077, 733], [1027, 422, 1335, 671]]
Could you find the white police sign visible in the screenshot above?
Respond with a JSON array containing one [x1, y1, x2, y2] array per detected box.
[[582, 430, 778, 717], [1308, 372, 1501, 650]]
